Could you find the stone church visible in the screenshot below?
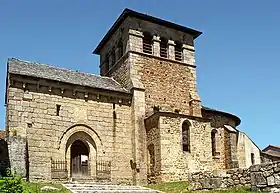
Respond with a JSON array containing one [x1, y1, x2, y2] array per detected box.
[[4, 9, 260, 184]]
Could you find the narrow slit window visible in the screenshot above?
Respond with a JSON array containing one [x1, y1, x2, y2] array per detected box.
[[182, 121, 190, 152], [175, 41, 182, 61], [160, 37, 168, 58], [211, 130, 217, 156], [251, 153, 255, 165], [143, 32, 153, 54], [56, 104, 61, 116]]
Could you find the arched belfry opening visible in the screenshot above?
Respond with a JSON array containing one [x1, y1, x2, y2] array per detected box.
[[71, 140, 89, 177]]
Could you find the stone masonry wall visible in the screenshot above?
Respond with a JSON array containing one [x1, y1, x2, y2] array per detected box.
[[157, 114, 213, 182], [6, 77, 134, 184], [189, 168, 250, 190], [189, 161, 280, 192], [0, 130, 6, 140], [109, 54, 132, 90], [145, 115, 161, 183], [202, 111, 238, 171], [237, 132, 261, 168], [139, 55, 193, 116]]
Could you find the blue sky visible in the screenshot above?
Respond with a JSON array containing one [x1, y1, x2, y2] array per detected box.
[[0, 1, 279, 149]]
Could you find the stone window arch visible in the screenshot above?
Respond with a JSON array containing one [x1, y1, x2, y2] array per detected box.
[[143, 32, 153, 54], [211, 129, 219, 156], [182, 121, 190, 152]]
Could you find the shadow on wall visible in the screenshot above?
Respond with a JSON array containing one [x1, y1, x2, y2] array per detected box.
[[0, 139, 10, 176]]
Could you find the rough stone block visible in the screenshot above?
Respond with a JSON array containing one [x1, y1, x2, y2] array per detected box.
[[275, 175, 280, 185], [275, 164, 280, 172], [268, 176, 276, 186], [251, 172, 266, 186], [250, 164, 261, 172], [271, 187, 280, 193], [210, 177, 222, 188]]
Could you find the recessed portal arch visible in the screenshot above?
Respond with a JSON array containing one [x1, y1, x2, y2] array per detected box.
[[63, 130, 99, 178]]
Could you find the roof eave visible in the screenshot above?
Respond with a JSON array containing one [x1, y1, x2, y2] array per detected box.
[[93, 9, 129, 55], [9, 72, 131, 95], [263, 145, 280, 152], [201, 106, 241, 126]]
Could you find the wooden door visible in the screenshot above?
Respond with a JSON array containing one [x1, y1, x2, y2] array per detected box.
[[71, 140, 89, 177]]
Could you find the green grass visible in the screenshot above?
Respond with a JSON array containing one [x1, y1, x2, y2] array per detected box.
[[146, 181, 255, 193], [146, 181, 189, 193], [22, 182, 71, 193], [0, 179, 4, 187], [0, 180, 71, 193], [202, 187, 255, 193]]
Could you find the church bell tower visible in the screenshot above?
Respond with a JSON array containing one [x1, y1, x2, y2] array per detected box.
[[93, 8, 202, 117]]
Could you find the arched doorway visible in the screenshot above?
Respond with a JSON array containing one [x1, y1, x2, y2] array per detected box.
[[71, 140, 89, 177]]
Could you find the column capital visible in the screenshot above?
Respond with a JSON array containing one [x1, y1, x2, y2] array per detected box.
[[128, 29, 144, 37], [168, 40, 175, 45], [182, 44, 195, 52], [152, 35, 161, 42]]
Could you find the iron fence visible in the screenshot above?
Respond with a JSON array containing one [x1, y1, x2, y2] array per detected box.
[[51, 159, 68, 179]]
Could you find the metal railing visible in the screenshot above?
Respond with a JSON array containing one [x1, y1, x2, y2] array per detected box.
[[96, 160, 111, 181], [51, 159, 68, 179]]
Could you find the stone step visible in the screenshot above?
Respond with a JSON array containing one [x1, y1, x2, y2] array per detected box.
[[63, 184, 161, 193], [72, 190, 157, 193], [65, 184, 145, 189], [65, 180, 112, 185]]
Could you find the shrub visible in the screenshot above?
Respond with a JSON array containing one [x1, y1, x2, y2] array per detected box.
[[0, 168, 24, 193]]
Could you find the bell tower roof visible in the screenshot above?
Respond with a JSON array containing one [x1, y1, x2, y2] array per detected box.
[[93, 8, 202, 55]]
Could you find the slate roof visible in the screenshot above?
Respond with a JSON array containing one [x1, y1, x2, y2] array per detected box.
[[263, 145, 280, 152], [201, 105, 241, 126], [7, 58, 129, 93]]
